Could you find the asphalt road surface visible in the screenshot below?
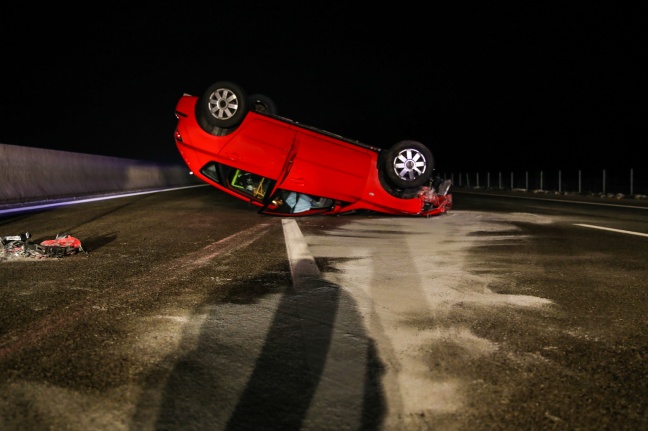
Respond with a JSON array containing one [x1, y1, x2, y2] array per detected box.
[[0, 186, 646, 430]]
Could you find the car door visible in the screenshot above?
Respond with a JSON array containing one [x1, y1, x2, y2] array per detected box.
[[275, 129, 374, 203], [217, 116, 296, 180]]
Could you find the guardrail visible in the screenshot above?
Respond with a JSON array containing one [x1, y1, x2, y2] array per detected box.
[[0, 144, 200, 207], [440, 168, 648, 199]]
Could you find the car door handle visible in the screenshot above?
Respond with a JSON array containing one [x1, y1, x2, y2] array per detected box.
[[223, 152, 241, 161], [290, 178, 305, 185]]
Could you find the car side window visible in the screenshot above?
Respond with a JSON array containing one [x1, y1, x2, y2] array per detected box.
[[267, 189, 335, 214], [228, 169, 269, 200], [285, 192, 312, 213]]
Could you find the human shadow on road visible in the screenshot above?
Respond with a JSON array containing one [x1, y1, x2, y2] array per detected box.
[[135, 264, 385, 430]]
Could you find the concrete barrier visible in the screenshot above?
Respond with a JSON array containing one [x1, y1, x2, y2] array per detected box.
[[0, 144, 200, 206]]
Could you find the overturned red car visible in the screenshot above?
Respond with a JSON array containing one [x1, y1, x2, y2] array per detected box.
[[174, 81, 452, 217]]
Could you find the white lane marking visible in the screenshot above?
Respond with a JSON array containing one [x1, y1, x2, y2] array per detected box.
[[457, 191, 648, 210], [281, 219, 369, 429], [0, 184, 208, 215], [281, 219, 321, 289], [575, 224, 648, 238]]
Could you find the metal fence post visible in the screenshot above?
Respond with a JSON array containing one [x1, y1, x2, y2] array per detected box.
[[452, 169, 644, 196]]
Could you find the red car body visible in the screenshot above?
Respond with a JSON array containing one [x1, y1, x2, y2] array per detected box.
[[174, 82, 452, 217]]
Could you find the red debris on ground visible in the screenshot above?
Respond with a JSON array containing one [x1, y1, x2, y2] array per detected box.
[[1, 232, 86, 259]]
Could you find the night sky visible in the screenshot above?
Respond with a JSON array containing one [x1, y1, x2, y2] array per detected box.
[[1, 2, 644, 173]]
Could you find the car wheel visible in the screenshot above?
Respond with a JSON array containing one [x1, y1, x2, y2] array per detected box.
[[383, 140, 434, 189], [248, 94, 277, 115], [199, 81, 248, 129]]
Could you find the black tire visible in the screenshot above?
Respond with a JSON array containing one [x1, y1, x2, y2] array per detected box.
[[383, 140, 434, 189], [248, 94, 277, 115], [198, 81, 248, 129]]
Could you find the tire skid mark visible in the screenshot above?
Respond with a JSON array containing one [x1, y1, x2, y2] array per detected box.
[[0, 221, 277, 361]]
